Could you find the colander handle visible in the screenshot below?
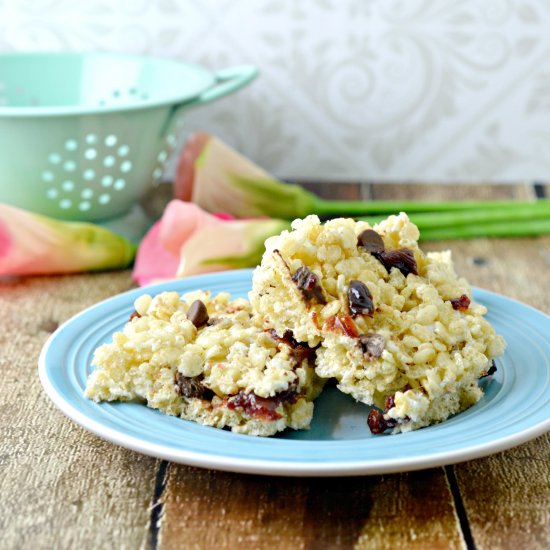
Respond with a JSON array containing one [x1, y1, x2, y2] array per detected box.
[[160, 65, 258, 135], [194, 65, 258, 106]]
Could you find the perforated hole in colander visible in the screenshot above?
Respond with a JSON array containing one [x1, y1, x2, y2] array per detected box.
[[41, 171, 54, 182], [151, 132, 177, 182], [42, 133, 135, 213], [120, 160, 132, 173], [85, 148, 97, 160], [105, 135, 117, 147], [103, 155, 115, 168], [83, 169, 95, 181]]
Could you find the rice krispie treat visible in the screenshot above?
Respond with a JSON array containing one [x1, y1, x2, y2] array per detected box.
[[250, 213, 506, 433], [85, 290, 324, 436]]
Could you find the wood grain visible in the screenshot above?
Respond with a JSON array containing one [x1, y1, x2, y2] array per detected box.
[[454, 433, 550, 550], [0, 272, 158, 550], [159, 466, 464, 550], [371, 182, 537, 202]]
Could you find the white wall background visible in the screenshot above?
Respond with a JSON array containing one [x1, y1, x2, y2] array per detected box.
[[1, 0, 550, 182]]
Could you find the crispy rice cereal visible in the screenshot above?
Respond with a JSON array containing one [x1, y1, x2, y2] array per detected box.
[[250, 213, 506, 433], [85, 290, 324, 436]]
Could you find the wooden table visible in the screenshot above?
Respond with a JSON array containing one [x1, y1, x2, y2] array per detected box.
[[1, 183, 549, 549]]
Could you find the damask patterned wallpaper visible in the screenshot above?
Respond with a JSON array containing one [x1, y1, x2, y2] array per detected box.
[[1, 0, 550, 182]]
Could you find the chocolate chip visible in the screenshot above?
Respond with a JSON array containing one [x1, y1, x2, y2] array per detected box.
[[480, 360, 497, 378], [292, 265, 326, 304], [375, 248, 418, 277], [359, 333, 385, 358], [358, 229, 385, 254], [449, 294, 471, 311], [348, 280, 374, 317], [187, 300, 209, 328], [175, 373, 214, 400]]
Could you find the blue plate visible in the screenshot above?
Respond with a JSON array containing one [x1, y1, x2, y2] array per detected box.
[[39, 269, 550, 476]]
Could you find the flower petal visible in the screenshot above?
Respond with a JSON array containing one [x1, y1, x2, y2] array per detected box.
[[132, 221, 180, 286], [158, 200, 222, 256], [132, 200, 225, 285], [0, 203, 135, 275], [173, 131, 211, 201]]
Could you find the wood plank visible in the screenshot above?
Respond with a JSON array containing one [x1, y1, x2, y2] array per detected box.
[[0, 272, 157, 549], [159, 466, 464, 549], [454, 433, 550, 550], [299, 180, 364, 201], [371, 182, 536, 201]]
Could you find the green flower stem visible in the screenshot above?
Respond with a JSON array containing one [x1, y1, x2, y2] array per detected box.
[[353, 198, 550, 241], [360, 200, 550, 227], [314, 196, 550, 218], [409, 200, 550, 228], [418, 218, 550, 240], [360, 207, 550, 240]]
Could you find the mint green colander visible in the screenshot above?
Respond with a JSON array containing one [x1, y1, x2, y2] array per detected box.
[[0, 52, 257, 222]]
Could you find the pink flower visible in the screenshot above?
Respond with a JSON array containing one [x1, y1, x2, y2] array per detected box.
[[173, 132, 323, 219], [0, 203, 135, 276], [132, 200, 289, 286]]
